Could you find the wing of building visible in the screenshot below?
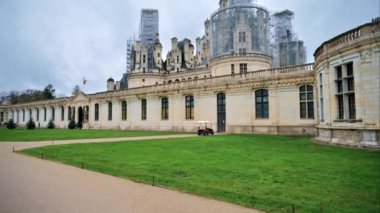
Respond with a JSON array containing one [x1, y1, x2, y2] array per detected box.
[[1, 1, 379, 149]]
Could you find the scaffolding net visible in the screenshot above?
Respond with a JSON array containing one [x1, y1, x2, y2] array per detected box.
[[210, 1, 270, 58]]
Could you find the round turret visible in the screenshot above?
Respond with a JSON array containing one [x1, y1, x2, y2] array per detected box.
[[107, 77, 115, 91]]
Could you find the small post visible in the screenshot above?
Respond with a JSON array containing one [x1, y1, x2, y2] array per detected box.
[[292, 204, 295, 213], [319, 206, 323, 213], [13, 147, 15, 152], [41, 153, 44, 159], [152, 176, 155, 186], [81, 162, 84, 169]]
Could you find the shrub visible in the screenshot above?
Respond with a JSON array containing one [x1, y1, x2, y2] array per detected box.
[[6, 119, 17, 129], [68, 120, 76, 129], [26, 119, 36, 130], [47, 120, 55, 129], [77, 122, 83, 129]]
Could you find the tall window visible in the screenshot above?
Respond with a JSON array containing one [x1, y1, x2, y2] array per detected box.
[[240, 63, 247, 74], [161, 97, 169, 120], [141, 99, 147, 120], [255, 89, 269, 119], [143, 55, 146, 63], [22, 109, 25, 122], [336, 62, 356, 120], [94, 104, 99, 121], [108, 102, 112, 121], [185, 95, 194, 120], [231, 64, 235, 74], [29, 109, 32, 120], [0, 112, 3, 122], [68, 106, 71, 121], [319, 73, 324, 121], [300, 85, 314, 119], [239, 31, 246, 43], [61, 106, 65, 121], [44, 108, 47, 121], [177, 55, 180, 64], [36, 108, 39, 121], [121, 101, 127, 121], [51, 107, 55, 121]]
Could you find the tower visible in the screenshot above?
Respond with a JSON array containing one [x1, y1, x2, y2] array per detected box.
[[139, 9, 159, 45]]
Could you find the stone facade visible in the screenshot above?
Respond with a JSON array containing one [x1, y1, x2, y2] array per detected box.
[[314, 19, 380, 148], [0, 1, 379, 149]]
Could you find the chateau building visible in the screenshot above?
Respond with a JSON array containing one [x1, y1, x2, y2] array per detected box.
[[0, 1, 379, 148]]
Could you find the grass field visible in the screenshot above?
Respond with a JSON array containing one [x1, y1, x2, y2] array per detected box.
[[0, 127, 186, 141], [21, 135, 380, 213]]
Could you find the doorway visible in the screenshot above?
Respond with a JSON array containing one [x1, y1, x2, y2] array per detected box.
[[78, 107, 84, 124]]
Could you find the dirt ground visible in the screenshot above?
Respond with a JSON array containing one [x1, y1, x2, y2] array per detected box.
[[0, 136, 260, 213]]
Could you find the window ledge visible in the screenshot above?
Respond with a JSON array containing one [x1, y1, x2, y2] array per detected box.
[[334, 119, 362, 123]]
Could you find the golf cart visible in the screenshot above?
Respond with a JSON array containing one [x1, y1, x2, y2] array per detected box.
[[197, 121, 214, 136]]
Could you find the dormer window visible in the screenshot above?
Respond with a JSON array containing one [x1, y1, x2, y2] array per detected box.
[[239, 32, 246, 43]]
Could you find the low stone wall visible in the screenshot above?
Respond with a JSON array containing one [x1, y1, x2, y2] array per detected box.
[[227, 125, 316, 136], [316, 127, 380, 149]]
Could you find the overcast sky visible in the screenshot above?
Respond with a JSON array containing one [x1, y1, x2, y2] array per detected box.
[[0, 0, 378, 97]]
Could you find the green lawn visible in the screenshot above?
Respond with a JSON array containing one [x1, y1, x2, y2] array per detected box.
[[0, 127, 186, 141], [21, 135, 380, 213]]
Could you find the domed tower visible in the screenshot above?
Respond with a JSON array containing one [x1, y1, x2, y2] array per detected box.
[[107, 77, 114, 92], [209, 0, 272, 76]]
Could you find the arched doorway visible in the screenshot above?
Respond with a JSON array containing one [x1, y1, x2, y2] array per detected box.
[[78, 107, 84, 124]]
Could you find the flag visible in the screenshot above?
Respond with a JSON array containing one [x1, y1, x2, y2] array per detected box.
[[83, 77, 88, 85]]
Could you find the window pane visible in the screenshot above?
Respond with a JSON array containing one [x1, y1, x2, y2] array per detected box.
[[263, 103, 269, 118], [347, 78, 355, 91], [300, 102, 307, 118], [307, 102, 314, 118], [338, 95, 344, 119], [346, 63, 353, 76], [348, 94, 356, 119], [300, 86, 306, 92], [256, 104, 262, 118], [300, 93, 306, 101], [337, 81, 343, 93], [307, 92, 314, 100], [336, 66, 342, 79], [307, 85, 313, 92]]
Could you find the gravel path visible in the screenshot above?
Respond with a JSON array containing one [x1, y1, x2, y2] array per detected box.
[[0, 135, 261, 213]]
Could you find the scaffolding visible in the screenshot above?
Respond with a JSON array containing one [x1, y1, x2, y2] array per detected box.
[[210, 0, 270, 58], [271, 10, 306, 67], [139, 9, 159, 45], [126, 38, 135, 73]]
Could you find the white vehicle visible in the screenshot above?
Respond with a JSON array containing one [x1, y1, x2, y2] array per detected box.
[[197, 121, 214, 136]]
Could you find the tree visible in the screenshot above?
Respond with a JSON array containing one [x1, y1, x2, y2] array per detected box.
[[43, 84, 55, 100], [72, 85, 81, 96]]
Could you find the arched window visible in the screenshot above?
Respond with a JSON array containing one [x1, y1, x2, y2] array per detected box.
[[141, 99, 147, 120], [36, 108, 39, 121], [94, 104, 99, 121], [108, 102, 112, 121], [121, 101, 127, 121], [255, 89, 269, 119], [68, 106, 71, 121], [161, 97, 169, 120], [61, 106, 65, 121], [185, 96, 194, 120], [300, 85, 314, 119], [44, 108, 47, 121], [51, 107, 55, 121]]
